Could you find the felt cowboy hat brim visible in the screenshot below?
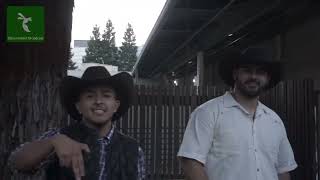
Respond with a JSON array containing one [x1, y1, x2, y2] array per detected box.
[[59, 66, 134, 121], [218, 48, 284, 90]]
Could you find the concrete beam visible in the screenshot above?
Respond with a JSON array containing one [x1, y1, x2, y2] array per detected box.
[[148, 0, 278, 78]]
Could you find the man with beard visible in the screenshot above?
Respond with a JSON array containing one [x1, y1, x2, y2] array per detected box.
[[177, 48, 297, 180]]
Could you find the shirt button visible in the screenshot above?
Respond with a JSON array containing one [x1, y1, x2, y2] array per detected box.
[[254, 149, 257, 152], [257, 168, 260, 172]]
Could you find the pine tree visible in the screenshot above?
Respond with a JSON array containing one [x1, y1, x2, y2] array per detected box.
[[82, 25, 104, 63], [119, 23, 138, 71], [83, 21, 119, 66], [101, 19, 118, 65], [68, 48, 77, 70]]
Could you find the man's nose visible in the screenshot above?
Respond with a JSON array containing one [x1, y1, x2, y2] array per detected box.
[[94, 95, 103, 104], [247, 68, 260, 77], [249, 71, 258, 78]]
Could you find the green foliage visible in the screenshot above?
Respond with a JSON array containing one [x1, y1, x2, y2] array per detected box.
[[101, 19, 118, 65], [68, 48, 77, 70], [82, 25, 104, 63], [118, 23, 138, 71], [83, 21, 119, 65], [83, 21, 138, 72]]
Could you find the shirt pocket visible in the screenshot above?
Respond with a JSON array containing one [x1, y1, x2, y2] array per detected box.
[[263, 146, 279, 166], [212, 128, 241, 157], [259, 120, 282, 165]]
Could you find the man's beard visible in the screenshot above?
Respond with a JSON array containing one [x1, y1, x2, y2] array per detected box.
[[235, 79, 266, 98]]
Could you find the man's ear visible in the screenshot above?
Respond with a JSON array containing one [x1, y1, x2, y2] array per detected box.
[[232, 68, 238, 81], [75, 102, 81, 114], [266, 73, 271, 83], [114, 100, 120, 113]]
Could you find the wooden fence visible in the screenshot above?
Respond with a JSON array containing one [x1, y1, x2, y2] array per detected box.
[[116, 80, 318, 180], [3, 80, 317, 180]]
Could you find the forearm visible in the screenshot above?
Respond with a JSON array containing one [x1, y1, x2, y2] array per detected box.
[[180, 157, 209, 180], [278, 172, 290, 180], [9, 137, 55, 171]]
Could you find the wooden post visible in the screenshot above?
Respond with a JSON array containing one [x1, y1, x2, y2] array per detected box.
[[0, 0, 74, 179]]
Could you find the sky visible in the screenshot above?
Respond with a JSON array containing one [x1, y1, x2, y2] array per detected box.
[[71, 0, 167, 47]]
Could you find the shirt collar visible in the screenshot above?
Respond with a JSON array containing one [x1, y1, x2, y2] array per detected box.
[[223, 91, 268, 115], [256, 102, 269, 116], [99, 124, 115, 142], [223, 91, 239, 108]]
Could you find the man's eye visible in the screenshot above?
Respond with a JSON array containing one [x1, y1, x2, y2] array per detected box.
[[256, 69, 267, 75], [103, 94, 111, 97], [86, 94, 93, 98], [241, 68, 251, 73]]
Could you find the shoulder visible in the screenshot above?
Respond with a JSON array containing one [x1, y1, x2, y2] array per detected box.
[[191, 95, 224, 122], [260, 103, 281, 118], [115, 131, 140, 156], [195, 95, 223, 113], [259, 102, 284, 124], [116, 131, 139, 146], [201, 95, 224, 108]]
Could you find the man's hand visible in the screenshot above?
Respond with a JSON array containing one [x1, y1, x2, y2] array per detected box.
[[50, 134, 90, 180]]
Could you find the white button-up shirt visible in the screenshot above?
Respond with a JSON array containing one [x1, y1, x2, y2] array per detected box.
[[178, 92, 297, 180]]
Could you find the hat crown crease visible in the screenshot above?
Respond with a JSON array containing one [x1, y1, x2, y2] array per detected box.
[[82, 66, 111, 80]]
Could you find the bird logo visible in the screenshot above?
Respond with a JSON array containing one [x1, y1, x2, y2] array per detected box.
[[17, 12, 32, 32]]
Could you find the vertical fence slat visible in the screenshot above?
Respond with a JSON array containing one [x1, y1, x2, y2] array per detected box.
[[140, 85, 146, 160], [162, 86, 168, 177], [150, 86, 157, 179], [317, 90, 320, 179], [173, 85, 181, 178], [155, 86, 163, 179]]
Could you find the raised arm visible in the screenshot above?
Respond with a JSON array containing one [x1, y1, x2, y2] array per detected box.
[[9, 131, 90, 180]]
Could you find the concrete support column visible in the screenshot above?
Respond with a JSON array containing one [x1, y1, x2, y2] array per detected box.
[[196, 51, 204, 86], [134, 70, 139, 84]]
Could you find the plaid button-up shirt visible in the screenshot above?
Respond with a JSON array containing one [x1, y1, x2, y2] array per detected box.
[[9, 125, 146, 180]]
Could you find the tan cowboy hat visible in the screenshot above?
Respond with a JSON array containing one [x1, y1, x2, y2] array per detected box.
[[59, 66, 134, 121], [218, 47, 284, 89]]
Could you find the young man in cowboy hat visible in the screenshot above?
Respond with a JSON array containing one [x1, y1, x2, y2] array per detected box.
[[177, 48, 297, 180], [8, 66, 145, 180]]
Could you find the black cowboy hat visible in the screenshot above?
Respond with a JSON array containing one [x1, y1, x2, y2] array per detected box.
[[218, 47, 284, 89], [59, 66, 134, 121]]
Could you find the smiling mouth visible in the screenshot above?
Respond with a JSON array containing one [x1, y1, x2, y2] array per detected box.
[[245, 83, 261, 90], [246, 81, 259, 86], [248, 83, 258, 86], [92, 109, 105, 114]]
